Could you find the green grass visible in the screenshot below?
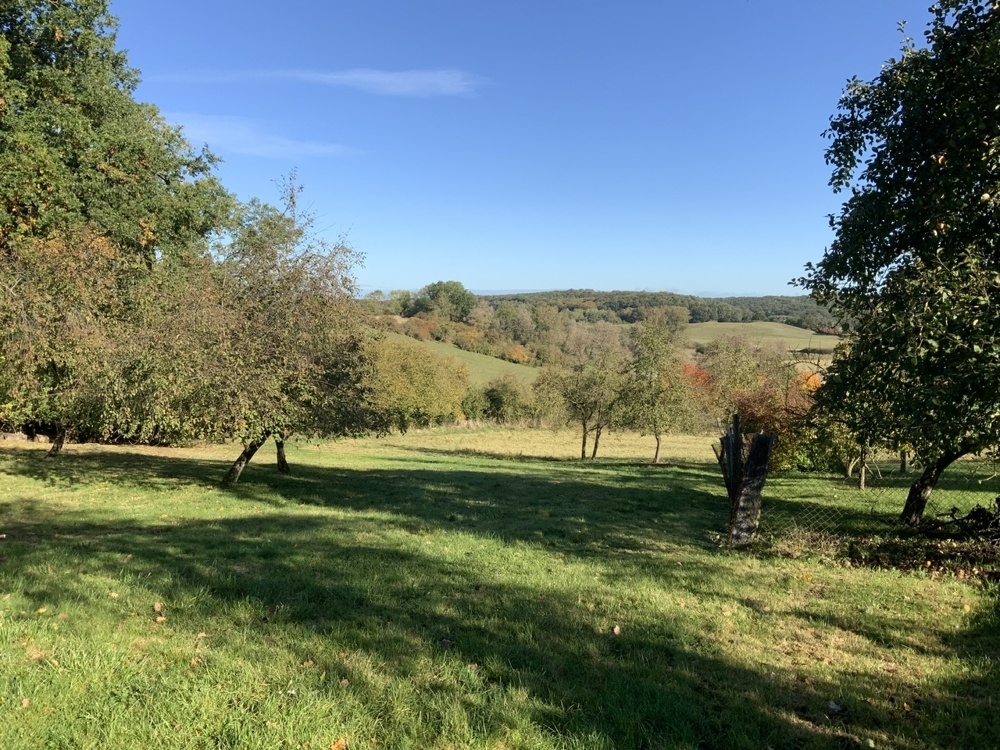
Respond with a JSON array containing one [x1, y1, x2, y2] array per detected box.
[[1, 429, 997, 749], [686, 321, 840, 354], [389, 333, 540, 385]]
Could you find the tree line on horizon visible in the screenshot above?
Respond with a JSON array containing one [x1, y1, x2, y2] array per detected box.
[[361, 281, 837, 368]]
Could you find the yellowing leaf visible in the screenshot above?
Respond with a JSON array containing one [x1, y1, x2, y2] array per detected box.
[[330, 739, 348, 750]]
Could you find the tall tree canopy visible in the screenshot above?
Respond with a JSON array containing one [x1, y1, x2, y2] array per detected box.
[[0, 3, 382, 482], [800, 1, 1000, 524], [0, 0, 231, 258], [0, 0, 234, 449]]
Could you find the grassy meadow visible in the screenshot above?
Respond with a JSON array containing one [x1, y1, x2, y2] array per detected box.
[[1, 428, 997, 749], [685, 322, 839, 355], [393, 334, 541, 385]]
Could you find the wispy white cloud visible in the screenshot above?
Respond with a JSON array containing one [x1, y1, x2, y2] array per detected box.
[[151, 68, 484, 97], [288, 69, 482, 97], [169, 113, 349, 160]]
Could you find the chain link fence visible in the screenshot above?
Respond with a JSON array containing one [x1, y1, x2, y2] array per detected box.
[[763, 452, 1000, 536]]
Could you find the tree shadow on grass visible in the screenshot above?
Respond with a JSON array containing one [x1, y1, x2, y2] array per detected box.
[[3, 445, 998, 747], [0, 444, 728, 576], [5, 502, 994, 749], [0, 444, 229, 492]]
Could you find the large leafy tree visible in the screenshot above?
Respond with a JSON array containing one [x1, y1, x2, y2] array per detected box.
[[206, 191, 381, 486], [407, 280, 478, 323], [800, 1, 1000, 524], [0, 0, 233, 447], [0, 0, 230, 257]]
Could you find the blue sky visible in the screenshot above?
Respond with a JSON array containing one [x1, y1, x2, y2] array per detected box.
[[113, 1, 929, 297]]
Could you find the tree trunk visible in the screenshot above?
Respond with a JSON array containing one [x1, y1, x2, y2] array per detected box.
[[845, 455, 858, 479], [899, 450, 909, 473], [728, 434, 775, 547], [653, 433, 662, 464], [580, 419, 589, 460], [45, 425, 66, 458], [275, 434, 290, 474], [714, 416, 775, 548], [222, 434, 269, 486], [899, 450, 962, 526], [859, 446, 867, 491], [591, 424, 603, 459]]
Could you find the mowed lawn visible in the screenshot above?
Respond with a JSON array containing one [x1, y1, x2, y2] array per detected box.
[[1, 429, 996, 749]]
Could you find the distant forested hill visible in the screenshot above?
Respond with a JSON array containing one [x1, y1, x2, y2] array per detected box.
[[480, 290, 836, 332]]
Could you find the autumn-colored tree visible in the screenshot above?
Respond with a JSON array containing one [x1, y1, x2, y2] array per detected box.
[[698, 335, 809, 470]]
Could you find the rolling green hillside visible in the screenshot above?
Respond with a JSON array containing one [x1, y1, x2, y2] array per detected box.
[[389, 322, 836, 387], [387, 333, 540, 385]]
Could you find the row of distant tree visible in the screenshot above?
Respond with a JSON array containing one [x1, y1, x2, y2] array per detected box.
[[365, 285, 838, 333], [362, 282, 835, 368]]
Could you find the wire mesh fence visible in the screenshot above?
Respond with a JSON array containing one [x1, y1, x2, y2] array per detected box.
[[763, 452, 1000, 536]]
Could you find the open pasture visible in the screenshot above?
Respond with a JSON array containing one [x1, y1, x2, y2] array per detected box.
[[397, 335, 541, 385], [0, 429, 996, 749], [685, 321, 839, 355]]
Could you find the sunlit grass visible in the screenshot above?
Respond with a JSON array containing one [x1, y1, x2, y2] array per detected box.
[[389, 333, 540, 385], [0, 429, 996, 749], [685, 321, 839, 354]]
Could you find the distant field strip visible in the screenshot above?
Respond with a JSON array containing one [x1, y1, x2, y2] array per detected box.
[[686, 321, 839, 352]]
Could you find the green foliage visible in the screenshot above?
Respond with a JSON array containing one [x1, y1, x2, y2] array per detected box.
[[0, 0, 237, 447], [533, 323, 631, 458], [369, 336, 468, 428], [0, 0, 232, 259], [407, 280, 478, 323], [205, 191, 374, 444], [481, 373, 534, 424], [800, 2, 1000, 495], [621, 313, 692, 460]]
